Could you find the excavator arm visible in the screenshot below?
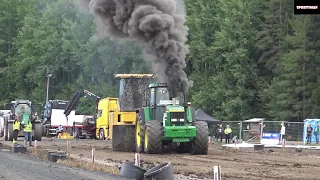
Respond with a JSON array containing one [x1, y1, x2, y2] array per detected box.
[[63, 89, 101, 117]]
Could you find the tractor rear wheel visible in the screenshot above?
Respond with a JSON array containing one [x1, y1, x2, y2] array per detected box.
[[34, 123, 42, 141], [191, 121, 209, 155], [7, 123, 13, 141], [144, 120, 163, 154]]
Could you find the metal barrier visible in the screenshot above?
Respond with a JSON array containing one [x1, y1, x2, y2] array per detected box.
[[209, 121, 304, 142]]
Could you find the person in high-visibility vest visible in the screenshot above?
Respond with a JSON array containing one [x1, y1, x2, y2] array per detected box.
[[13, 116, 21, 144], [224, 125, 232, 144], [24, 121, 32, 147]]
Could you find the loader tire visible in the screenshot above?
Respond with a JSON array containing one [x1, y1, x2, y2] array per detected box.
[[112, 125, 135, 152], [144, 120, 163, 154], [7, 123, 13, 141], [135, 120, 145, 153], [34, 123, 42, 141], [191, 121, 209, 155]]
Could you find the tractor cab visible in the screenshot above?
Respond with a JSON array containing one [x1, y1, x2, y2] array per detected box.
[[146, 83, 192, 126], [5, 100, 33, 125]]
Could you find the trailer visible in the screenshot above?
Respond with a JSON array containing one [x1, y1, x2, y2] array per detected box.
[[42, 100, 83, 137], [0, 110, 10, 137]]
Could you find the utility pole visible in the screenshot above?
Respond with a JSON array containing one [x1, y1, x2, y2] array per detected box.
[[46, 68, 52, 103]]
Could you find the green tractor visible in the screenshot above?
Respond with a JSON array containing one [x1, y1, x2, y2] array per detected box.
[[3, 99, 43, 141], [135, 83, 209, 154]]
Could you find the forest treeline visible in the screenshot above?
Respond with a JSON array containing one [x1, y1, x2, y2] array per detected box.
[[0, 0, 319, 122]]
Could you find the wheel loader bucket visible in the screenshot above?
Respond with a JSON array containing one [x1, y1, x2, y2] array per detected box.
[[112, 124, 135, 152], [114, 74, 155, 111]]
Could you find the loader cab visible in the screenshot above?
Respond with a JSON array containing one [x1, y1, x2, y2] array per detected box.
[[146, 83, 188, 126]]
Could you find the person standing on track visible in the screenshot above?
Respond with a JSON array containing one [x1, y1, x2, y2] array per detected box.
[[314, 124, 319, 144], [23, 120, 32, 147], [306, 124, 313, 144], [216, 124, 224, 143], [224, 125, 232, 144], [13, 115, 21, 144]]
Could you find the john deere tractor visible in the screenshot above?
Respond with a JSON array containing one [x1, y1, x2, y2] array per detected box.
[[135, 83, 209, 154]]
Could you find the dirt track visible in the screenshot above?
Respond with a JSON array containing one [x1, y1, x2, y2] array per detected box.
[[0, 147, 129, 180], [2, 138, 320, 180]]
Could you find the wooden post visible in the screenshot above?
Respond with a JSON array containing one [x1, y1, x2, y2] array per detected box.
[[213, 166, 221, 180], [34, 140, 37, 155], [135, 153, 140, 167], [92, 147, 95, 163]]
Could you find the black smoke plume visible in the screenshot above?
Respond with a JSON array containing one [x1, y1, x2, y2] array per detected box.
[[78, 0, 190, 98]]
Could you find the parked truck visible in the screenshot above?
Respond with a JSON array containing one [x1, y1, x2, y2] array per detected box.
[[3, 99, 43, 141], [42, 99, 83, 137], [64, 90, 101, 139]]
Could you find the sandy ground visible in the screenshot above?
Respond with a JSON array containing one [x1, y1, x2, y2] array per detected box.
[[2, 137, 320, 180], [0, 147, 129, 180]]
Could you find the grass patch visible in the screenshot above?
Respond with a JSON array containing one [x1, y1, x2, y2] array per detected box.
[[57, 158, 120, 175]]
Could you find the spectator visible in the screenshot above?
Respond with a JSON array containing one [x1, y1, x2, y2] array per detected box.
[[13, 115, 21, 144], [216, 124, 224, 143], [224, 125, 232, 144], [315, 124, 319, 144], [306, 124, 313, 144]]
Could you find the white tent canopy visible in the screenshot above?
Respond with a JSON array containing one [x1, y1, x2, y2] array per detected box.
[[243, 118, 265, 123]]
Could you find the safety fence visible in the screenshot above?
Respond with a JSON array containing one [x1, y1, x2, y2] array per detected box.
[[208, 121, 305, 142]]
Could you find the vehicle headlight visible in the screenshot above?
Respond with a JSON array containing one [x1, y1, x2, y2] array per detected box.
[[179, 119, 184, 122], [171, 118, 177, 122]]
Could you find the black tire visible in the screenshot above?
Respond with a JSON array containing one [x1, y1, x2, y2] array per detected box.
[[42, 126, 46, 137], [4, 122, 8, 141], [46, 128, 51, 138], [7, 123, 13, 141], [34, 123, 42, 141], [73, 128, 79, 139], [99, 128, 105, 140], [0, 127, 4, 137], [144, 120, 163, 154], [191, 121, 209, 155]]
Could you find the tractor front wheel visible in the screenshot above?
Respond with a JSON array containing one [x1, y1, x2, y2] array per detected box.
[[191, 121, 209, 155], [144, 120, 163, 154]]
